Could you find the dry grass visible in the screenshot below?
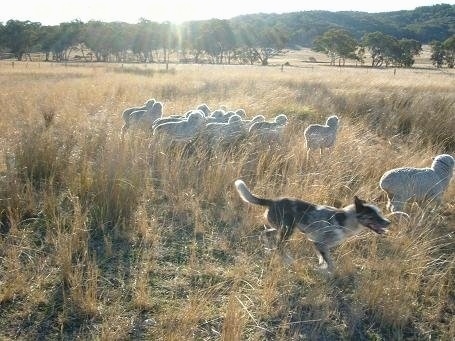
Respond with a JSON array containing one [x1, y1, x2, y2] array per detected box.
[[0, 59, 454, 340]]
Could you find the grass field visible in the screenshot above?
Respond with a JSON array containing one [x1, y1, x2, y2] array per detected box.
[[0, 57, 454, 340]]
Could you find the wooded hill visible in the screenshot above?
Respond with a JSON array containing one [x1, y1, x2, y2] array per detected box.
[[231, 3, 455, 47]]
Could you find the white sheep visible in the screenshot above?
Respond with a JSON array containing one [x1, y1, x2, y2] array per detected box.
[[248, 114, 288, 134], [205, 114, 247, 141], [235, 109, 247, 119], [379, 154, 454, 212], [303, 115, 339, 158], [243, 115, 265, 130], [151, 111, 192, 130], [128, 101, 163, 128], [153, 111, 205, 142], [196, 103, 211, 117], [120, 99, 155, 136], [122, 101, 163, 137], [206, 109, 226, 124]]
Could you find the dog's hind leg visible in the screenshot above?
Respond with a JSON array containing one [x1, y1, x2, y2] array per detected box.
[[261, 225, 277, 251], [275, 222, 295, 264]]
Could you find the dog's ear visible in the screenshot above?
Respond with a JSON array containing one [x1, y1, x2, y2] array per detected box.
[[354, 196, 365, 212]]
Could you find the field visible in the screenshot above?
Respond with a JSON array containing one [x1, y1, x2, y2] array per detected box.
[[0, 57, 454, 340]]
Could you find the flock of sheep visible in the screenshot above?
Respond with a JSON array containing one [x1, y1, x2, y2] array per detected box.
[[120, 98, 454, 216], [121, 98, 288, 143]]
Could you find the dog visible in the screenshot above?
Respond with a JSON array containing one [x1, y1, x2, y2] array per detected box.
[[234, 179, 391, 272]]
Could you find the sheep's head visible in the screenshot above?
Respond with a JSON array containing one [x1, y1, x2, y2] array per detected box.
[[432, 154, 455, 173], [197, 103, 211, 116], [151, 102, 163, 115], [145, 99, 156, 108], [210, 109, 225, 119], [188, 111, 205, 125], [251, 115, 265, 123], [275, 114, 288, 126], [228, 114, 242, 124], [235, 109, 246, 118], [326, 115, 339, 128]]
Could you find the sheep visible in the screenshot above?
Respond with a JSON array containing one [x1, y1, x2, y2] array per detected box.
[[129, 101, 163, 128], [153, 111, 205, 142], [248, 114, 288, 134], [121, 101, 163, 136], [151, 110, 192, 130], [303, 115, 339, 158], [243, 115, 265, 130], [120, 99, 155, 136], [205, 109, 226, 124], [152, 116, 185, 130], [196, 104, 211, 117], [235, 109, 247, 119], [205, 114, 247, 141], [379, 154, 454, 212]]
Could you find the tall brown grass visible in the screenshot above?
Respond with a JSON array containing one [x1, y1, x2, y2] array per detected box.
[[0, 60, 454, 340]]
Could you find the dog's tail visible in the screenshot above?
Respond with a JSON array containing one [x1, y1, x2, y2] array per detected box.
[[234, 180, 272, 207]]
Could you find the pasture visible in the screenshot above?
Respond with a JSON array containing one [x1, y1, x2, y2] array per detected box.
[[0, 59, 454, 340]]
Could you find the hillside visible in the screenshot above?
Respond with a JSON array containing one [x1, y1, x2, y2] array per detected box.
[[229, 3, 455, 46]]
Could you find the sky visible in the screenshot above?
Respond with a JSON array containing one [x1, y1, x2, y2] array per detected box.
[[1, 0, 453, 25]]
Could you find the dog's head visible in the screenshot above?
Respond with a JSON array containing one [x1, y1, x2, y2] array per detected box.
[[354, 196, 390, 234]]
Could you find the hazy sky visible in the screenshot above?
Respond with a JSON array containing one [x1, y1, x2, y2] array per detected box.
[[1, 0, 453, 25]]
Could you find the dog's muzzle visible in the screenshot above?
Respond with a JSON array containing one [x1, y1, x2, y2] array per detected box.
[[369, 219, 391, 234]]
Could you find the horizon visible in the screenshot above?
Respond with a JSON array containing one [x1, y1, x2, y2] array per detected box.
[[1, 1, 453, 26]]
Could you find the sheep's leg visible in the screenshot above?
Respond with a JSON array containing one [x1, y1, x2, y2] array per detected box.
[[389, 195, 406, 212], [385, 194, 392, 212], [306, 148, 311, 163], [423, 195, 442, 212], [120, 123, 129, 138]]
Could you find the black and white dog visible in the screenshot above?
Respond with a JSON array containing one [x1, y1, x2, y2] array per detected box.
[[234, 179, 391, 272]]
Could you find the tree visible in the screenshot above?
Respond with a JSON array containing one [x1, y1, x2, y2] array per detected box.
[[132, 19, 160, 62], [236, 24, 287, 66], [362, 31, 396, 67], [313, 28, 358, 66], [430, 41, 445, 68], [52, 20, 83, 61], [394, 39, 422, 67], [1, 20, 41, 60], [443, 35, 455, 68], [199, 19, 236, 64], [37, 25, 59, 61]]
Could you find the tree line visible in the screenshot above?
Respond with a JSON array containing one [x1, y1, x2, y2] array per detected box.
[[0, 4, 454, 67], [0, 19, 288, 66]]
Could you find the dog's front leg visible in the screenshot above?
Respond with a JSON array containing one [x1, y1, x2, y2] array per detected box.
[[314, 242, 334, 273]]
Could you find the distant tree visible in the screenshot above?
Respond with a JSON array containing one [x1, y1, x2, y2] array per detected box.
[[313, 28, 358, 66], [231, 23, 287, 65], [233, 24, 260, 65], [430, 41, 445, 68], [179, 21, 205, 63], [1, 20, 41, 60], [38, 25, 59, 61], [443, 35, 455, 68], [362, 31, 396, 67], [82, 21, 109, 61], [198, 19, 235, 64], [132, 19, 160, 62], [393, 39, 422, 67], [356, 46, 366, 65], [52, 20, 83, 61]]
